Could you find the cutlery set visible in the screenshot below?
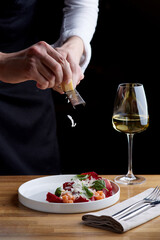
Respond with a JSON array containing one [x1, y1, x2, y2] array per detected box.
[[112, 186, 160, 221]]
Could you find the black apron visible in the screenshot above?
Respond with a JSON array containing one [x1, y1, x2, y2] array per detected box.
[[0, 0, 61, 175]]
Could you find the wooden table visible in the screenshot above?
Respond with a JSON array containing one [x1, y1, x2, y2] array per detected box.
[[0, 175, 160, 239]]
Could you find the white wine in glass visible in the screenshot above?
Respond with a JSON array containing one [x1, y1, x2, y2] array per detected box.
[[112, 83, 149, 185]]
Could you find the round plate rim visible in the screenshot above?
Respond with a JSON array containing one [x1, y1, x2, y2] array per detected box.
[[18, 174, 120, 213]]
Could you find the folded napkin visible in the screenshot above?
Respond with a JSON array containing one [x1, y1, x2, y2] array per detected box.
[[82, 188, 160, 233]]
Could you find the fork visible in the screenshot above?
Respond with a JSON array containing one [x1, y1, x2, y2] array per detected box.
[[112, 186, 160, 219], [117, 200, 160, 221]]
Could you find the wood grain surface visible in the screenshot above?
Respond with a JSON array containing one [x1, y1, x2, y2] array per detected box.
[[0, 175, 160, 239]]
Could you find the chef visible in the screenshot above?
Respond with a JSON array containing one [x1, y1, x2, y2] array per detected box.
[[0, 0, 99, 174]]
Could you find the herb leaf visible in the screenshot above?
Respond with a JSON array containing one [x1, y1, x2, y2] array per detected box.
[[55, 187, 62, 197], [76, 174, 90, 181], [92, 180, 109, 191], [82, 186, 93, 199]]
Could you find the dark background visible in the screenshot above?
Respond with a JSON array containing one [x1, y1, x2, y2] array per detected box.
[[53, 0, 160, 175]]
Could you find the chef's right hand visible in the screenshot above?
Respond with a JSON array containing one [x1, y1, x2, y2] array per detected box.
[[0, 41, 72, 90]]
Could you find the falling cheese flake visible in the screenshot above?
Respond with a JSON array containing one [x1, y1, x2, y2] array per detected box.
[[67, 115, 77, 127]]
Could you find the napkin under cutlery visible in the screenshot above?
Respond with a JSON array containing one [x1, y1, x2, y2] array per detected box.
[[82, 188, 160, 233]]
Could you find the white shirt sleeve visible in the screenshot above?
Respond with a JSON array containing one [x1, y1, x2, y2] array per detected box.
[[52, 0, 99, 72]]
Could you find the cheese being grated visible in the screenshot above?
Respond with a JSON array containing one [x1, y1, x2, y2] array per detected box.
[[61, 80, 74, 92], [67, 115, 77, 127]]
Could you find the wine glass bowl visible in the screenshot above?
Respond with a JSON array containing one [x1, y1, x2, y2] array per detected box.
[[112, 83, 149, 185]]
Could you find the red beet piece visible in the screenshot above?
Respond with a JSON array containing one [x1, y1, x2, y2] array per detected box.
[[74, 196, 89, 203], [63, 182, 74, 191], [46, 192, 63, 203], [80, 171, 101, 180], [103, 179, 112, 197]]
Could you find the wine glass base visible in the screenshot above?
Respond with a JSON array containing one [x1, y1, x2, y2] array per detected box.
[[114, 175, 146, 185]]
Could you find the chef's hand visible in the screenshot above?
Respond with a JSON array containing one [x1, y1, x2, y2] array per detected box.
[[0, 41, 72, 90], [54, 36, 84, 94]]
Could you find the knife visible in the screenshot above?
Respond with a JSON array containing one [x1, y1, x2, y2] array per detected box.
[[118, 200, 160, 221]]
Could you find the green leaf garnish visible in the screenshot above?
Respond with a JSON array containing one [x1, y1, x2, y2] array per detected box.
[[55, 187, 62, 197], [82, 185, 93, 199], [92, 180, 109, 191], [76, 174, 90, 181]]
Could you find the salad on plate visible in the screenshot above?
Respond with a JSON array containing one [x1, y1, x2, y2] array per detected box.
[[46, 172, 112, 203]]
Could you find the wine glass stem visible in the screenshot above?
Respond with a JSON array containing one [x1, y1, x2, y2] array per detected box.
[[126, 133, 135, 179]]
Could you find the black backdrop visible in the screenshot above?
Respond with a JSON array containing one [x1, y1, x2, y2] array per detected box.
[[52, 0, 160, 175]]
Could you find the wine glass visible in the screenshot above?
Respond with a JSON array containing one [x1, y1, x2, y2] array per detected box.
[[112, 83, 149, 185]]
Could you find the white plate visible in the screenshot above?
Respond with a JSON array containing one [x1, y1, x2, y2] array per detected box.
[[18, 175, 120, 213]]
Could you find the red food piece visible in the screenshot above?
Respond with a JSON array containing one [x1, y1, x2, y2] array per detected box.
[[63, 181, 74, 191], [74, 196, 89, 203], [90, 196, 96, 201], [104, 179, 112, 191], [46, 192, 63, 203], [102, 188, 112, 197], [103, 179, 112, 197], [80, 171, 101, 180]]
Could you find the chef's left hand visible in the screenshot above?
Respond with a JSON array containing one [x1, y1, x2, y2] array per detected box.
[[53, 36, 84, 94]]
